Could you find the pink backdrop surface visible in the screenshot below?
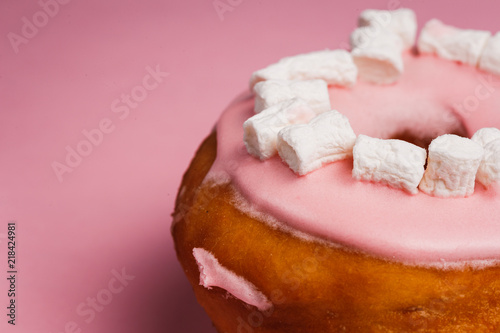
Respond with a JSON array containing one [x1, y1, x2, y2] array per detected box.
[[0, 0, 498, 332]]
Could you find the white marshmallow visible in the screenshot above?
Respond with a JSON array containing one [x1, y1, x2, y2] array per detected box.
[[419, 134, 484, 197], [479, 32, 500, 76], [472, 128, 500, 187], [476, 139, 500, 187], [350, 27, 404, 84], [249, 50, 358, 90], [253, 79, 331, 114], [418, 19, 491, 66], [243, 98, 316, 160], [277, 110, 356, 175], [358, 8, 417, 49], [471, 127, 500, 147], [352, 135, 426, 194]]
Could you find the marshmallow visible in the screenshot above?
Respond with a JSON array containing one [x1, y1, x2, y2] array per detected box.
[[352, 135, 426, 194], [472, 128, 500, 187], [253, 79, 331, 114], [350, 27, 404, 84], [249, 50, 358, 90], [476, 139, 500, 187], [419, 134, 484, 197], [471, 127, 500, 147], [479, 32, 500, 76], [358, 8, 417, 48], [277, 110, 356, 175], [243, 98, 316, 160], [418, 19, 491, 66]]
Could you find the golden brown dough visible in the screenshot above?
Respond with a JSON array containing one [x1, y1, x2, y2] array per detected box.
[[172, 132, 500, 332]]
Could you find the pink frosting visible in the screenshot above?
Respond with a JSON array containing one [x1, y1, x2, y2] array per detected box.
[[208, 52, 500, 265], [193, 248, 272, 311]]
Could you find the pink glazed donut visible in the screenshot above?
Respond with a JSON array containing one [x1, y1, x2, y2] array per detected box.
[[172, 12, 500, 333]]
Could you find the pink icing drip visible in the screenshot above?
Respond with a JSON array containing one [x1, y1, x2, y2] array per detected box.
[[192, 248, 272, 311], [208, 53, 500, 264]]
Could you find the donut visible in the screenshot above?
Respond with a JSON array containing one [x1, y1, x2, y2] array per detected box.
[[172, 9, 500, 332]]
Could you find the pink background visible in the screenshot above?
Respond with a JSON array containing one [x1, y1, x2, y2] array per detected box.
[[0, 0, 498, 332]]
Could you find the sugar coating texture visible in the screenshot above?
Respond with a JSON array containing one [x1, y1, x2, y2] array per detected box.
[[192, 248, 272, 311], [350, 27, 404, 84], [419, 134, 484, 197], [253, 79, 331, 114], [243, 98, 316, 160], [277, 110, 356, 175], [479, 32, 500, 76], [418, 19, 491, 66], [358, 8, 417, 49], [249, 50, 358, 90], [352, 135, 426, 194]]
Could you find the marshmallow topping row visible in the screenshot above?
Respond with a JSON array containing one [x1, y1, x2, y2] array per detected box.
[[249, 9, 500, 86], [243, 9, 500, 197]]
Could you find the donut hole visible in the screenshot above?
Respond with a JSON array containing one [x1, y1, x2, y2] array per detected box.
[[390, 120, 469, 150], [330, 54, 483, 153], [365, 102, 471, 151]]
